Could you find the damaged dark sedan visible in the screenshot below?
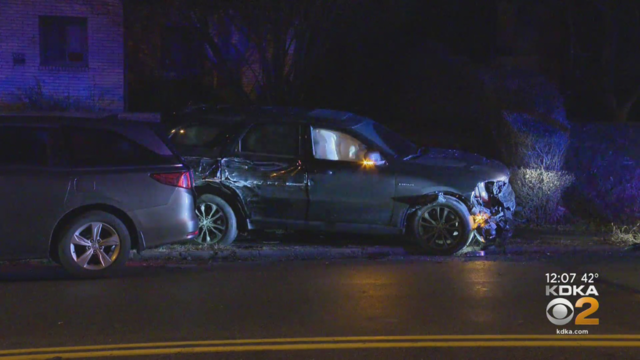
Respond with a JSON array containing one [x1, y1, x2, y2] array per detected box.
[[168, 107, 515, 255]]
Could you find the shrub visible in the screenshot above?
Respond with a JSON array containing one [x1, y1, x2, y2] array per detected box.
[[495, 112, 574, 226], [1, 78, 114, 112], [510, 168, 575, 226], [481, 68, 571, 168], [480, 67, 569, 127], [498, 111, 570, 171], [565, 123, 640, 224], [610, 223, 640, 247], [479, 69, 576, 226]]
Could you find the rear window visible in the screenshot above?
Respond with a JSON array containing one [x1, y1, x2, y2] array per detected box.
[[62, 126, 179, 167], [239, 123, 300, 157], [171, 124, 223, 147], [0, 125, 56, 167]]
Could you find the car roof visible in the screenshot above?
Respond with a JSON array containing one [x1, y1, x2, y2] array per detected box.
[[0, 113, 179, 158], [175, 106, 371, 128]]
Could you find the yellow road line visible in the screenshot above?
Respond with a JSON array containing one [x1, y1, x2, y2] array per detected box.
[[1, 340, 640, 359], [1, 335, 640, 357]]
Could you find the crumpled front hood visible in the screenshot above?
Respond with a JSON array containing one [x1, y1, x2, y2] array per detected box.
[[409, 148, 487, 167], [407, 148, 509, 180]]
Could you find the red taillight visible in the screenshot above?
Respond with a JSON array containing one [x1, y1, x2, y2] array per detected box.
[[150, 171, 192, 189]]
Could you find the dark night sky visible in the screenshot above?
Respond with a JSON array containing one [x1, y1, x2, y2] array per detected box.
[[311, 0, 497, 117]]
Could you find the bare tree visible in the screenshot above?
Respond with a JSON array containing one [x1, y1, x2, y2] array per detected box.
[[173, 0, 351, 106], [496, 0, 640, 122]]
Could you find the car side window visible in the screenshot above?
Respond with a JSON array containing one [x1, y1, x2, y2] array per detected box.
[[62, 126, 172, 167], [171, 125, 222, 147], [240, 123, 300, 157], [0, 125, 55, 167], [311, 127, 367, 162]]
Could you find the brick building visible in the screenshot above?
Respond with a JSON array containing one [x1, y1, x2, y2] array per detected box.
[[0, 0, 125, 111]]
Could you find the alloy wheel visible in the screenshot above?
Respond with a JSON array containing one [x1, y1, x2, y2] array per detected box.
[[418, 206, 463, 250], [195, 202, 228, 244], [70, 222, 121, 270]]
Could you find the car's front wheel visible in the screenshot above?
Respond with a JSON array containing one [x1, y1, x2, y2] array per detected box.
[[408, 197, 473, 255], [194, 194, 238, 246], [57, 211, 131, 278]]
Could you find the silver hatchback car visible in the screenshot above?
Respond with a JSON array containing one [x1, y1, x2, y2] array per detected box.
[[0, 115, 199, 277]]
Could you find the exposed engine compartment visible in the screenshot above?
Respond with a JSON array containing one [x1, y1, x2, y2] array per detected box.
[[470, 180, 516, 247]]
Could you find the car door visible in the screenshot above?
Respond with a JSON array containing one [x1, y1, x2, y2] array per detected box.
[[221, 122, 308, 221], [305, 125, 396, 226], [0, 124, 71, 260]]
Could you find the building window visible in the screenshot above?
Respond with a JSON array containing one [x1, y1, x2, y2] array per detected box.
[[39, 16, 88, 67]]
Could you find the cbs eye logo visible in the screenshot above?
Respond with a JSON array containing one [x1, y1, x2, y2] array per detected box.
[[546, 297, 599, 326]]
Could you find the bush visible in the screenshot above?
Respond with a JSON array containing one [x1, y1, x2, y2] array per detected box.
[[565, 123, 640, 224], [610, 223, 640, 247], [1, 78, 114, 112], [495, 112, 574, 226], [479, 68, 576, 226], [482, 69, 571, 172], [480, 67, 569, 127], [510, 168, 575, 226], [498, 111, 570, 171]]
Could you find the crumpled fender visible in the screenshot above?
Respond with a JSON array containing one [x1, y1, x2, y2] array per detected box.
[[395, 192, 473, 230], [394, 191, 473, 211]]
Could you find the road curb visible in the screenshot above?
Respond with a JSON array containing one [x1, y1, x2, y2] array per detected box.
[[132, 246, 410, 262], [131, 243, 631, 263]]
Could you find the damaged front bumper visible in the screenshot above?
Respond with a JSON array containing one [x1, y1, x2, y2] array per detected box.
[[470, 179, 516, 247]]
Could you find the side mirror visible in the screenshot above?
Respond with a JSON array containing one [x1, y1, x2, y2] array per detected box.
[[364, 151, 386, 166]]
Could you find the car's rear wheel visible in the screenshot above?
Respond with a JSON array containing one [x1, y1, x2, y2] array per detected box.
[[409, 197, 473, 255], [57, 211, 131, 278], [194, 194, 238, 246]]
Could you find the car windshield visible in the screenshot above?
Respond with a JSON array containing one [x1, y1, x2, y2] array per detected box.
[[352, 121, 418, 158]]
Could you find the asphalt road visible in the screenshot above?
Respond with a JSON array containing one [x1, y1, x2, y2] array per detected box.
[[1, 254, 640, 359]]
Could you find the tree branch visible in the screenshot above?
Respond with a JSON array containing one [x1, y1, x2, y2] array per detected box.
[[187, 10, 251, 104]]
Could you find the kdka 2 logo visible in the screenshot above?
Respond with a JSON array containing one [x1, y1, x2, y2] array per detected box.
[[546, 285, 600, 326]]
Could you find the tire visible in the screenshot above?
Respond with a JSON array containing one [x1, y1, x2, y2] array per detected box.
[[194, 194, 238, 245], [408, 196, 473, 255], [57, 211, 131, 278]]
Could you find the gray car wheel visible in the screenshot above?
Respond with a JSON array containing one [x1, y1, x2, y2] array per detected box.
[[57, 211, 131, 278], [409, 196, 473, 255], [194, 194, 238, 245]]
